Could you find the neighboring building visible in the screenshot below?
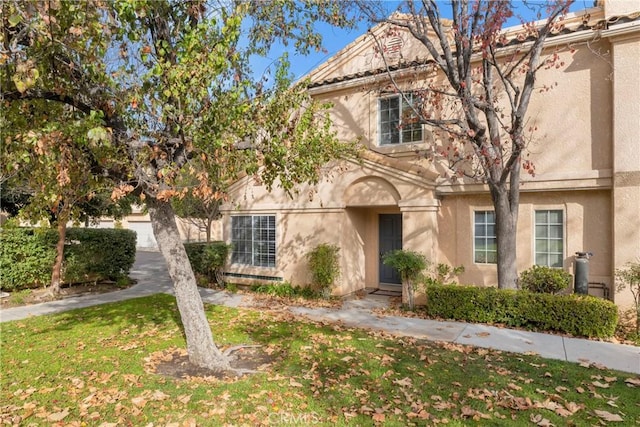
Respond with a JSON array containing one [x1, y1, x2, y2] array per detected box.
[[219, 1, 640, 309]]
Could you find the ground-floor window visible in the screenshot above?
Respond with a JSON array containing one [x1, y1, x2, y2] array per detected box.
[[231, 215, 276, 267], [534, 209, 564, 268], [474, 210, 497, 264]]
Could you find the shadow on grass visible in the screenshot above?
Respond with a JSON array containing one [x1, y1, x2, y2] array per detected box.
[[27, 294, 184, 337]]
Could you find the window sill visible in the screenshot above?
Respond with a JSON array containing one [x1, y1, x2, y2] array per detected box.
[[373, 142, 428, 155]]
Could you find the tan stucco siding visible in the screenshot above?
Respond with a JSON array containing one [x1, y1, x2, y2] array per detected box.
[[437, 190, 612, 292], [526, 39, 613, 177], [611, 33, 640, 309]]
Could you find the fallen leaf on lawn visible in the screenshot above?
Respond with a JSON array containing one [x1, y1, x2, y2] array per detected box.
[[508, 383, 522, 391], [530, 413, 554, 426], [624, 377, 640, 387], [604, 377, 617, 383], [47, 408, 69, 422], [564, 402, 583, 414], [607, 400, 619, 408], [575, 386, 585, 394], [555, 386, 568, 393], [393, 377, 412, 387], [131, 397, 147, 408], [177, 394, 191, 404], [592, 381, 610, 389], [341, 356, 354, 362], [151, 390, 170, 401], [535, 400, 561, 412], [594, 409, 624, 422], [289, 379, 303, 388], [372, 413, 385, 422]]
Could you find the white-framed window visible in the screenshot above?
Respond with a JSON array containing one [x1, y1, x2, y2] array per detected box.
[[231, 215, 276, 267], [534, 210, 564, 268], [379, 94, 423, 145], [474, 210, 497, 264]]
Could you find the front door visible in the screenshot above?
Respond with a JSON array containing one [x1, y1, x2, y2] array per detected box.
[[379, 214, 402, 285]]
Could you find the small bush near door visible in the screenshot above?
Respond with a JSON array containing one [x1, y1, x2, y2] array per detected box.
[[382, 250, 428, 311], [307, 243, 340, 297]]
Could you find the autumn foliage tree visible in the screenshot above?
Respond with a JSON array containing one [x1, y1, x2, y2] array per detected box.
[[1, 0, 355, 371], [1, 100, 128, 295], [354, 0, 573, 289]]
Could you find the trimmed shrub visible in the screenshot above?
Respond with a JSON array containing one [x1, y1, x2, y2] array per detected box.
[[0, 228, 57, 291], [519, 265, 571, 294], [184, 241, 231, 286], [307, 243, 341, 297], [0, 227, 136, 291], [425, 284, 618, 338], [63, 228, 136, 282]]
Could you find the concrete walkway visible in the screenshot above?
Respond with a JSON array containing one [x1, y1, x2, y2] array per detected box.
[[1, 251, 639, 374]]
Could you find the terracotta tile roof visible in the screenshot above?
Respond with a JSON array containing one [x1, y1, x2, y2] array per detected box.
[[307, 10, 640, 90]]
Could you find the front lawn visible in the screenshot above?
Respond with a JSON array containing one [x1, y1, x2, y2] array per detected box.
[[1, 294, 638, 426]]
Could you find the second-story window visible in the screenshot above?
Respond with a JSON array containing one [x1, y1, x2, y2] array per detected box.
[[379, 94, 423, 146]]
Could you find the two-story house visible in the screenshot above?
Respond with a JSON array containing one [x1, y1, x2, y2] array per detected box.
[[218, 0, 640, 310]]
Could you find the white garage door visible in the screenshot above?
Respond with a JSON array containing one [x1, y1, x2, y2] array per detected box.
[[128, 221, 158, 250]]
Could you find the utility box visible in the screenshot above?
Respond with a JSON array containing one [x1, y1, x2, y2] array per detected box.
[[574, 252, 592, 295]]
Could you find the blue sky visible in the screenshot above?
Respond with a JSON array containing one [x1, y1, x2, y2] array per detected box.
[[260, 0, 597, 81]]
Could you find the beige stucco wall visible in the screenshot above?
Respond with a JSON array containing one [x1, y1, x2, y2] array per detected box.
[[437, 190, 613, 294], [611, 32, 640, 309]]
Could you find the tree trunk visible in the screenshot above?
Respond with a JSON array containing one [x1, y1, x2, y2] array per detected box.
[[491, 185, 519, 290], [147, 198, 231, 371], [50, 219, 67, 296], [205, 216, 212, 243]]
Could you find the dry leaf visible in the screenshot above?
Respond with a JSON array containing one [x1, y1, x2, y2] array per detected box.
[[131, 397, 147, 408], [289, 379, 303, 388], [592, 381, 610, 389], [393, 377, 412, 387], [47, 408, 70, 422], [372, 413, 385, 422], [475, 332, 491, 337], [530, 413, 554, 426], [594, 409, 624, 422], [624, 377, 640, 387]]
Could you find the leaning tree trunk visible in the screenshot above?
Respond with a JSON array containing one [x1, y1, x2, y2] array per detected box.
[[49, 219, 67, 296], [492, 186, 519, 290], [147, 198, 231, 371]]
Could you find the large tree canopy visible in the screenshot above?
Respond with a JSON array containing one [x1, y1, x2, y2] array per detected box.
[[353, 0, 573, 289], [1, 0, 356, 371]]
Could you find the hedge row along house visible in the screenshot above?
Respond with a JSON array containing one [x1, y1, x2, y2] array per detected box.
[[213, 0, 639, 310]]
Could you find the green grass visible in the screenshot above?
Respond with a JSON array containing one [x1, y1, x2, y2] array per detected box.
[[1, 294, 639, 426]]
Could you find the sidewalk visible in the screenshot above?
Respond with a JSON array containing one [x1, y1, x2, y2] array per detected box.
[[2, 251, 639, 374]]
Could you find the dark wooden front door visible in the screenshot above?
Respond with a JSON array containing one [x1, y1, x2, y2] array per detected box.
[[379, 214, 402, 285]]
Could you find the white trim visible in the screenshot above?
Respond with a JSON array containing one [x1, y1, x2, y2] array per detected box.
[[472, 209, 497, 265], [532, 208, 566, 268]]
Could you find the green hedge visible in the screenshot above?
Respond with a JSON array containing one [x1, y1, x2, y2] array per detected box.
[[0, 228, 57, 290], [184, 241, 230, 284], [425, 284, 618, 338], [0, 227, 136, 291], [63, 228, 137, 283]]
